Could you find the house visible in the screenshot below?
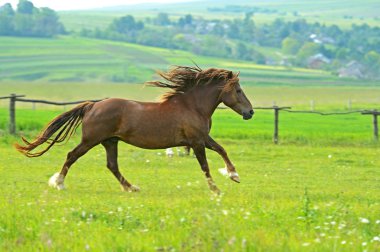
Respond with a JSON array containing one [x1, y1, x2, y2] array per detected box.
[[308, 53, 330, 69], [338, 61, 364, 79]]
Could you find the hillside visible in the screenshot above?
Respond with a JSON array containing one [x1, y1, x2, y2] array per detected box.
[[0, 36, 361, 86], [59, 0, 380, 32]]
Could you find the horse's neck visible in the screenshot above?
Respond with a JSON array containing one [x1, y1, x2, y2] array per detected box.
[[184, 86, 222, 118]]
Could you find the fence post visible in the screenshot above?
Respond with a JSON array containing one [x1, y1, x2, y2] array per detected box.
[[361, 110, 379, 141], [310, 100, 315, 111], [9, 93, 16, 134], [274, 106, 279, 144], [373, 112, 378, 141], [347, 99, 352, 110]]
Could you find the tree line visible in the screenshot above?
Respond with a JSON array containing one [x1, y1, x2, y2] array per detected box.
[[80, 12, 380, 78], [0, 0, 64, 37]]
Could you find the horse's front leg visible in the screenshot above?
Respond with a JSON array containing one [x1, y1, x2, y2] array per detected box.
[[192, 143, 221, 194], [205, 136, 240, 183]]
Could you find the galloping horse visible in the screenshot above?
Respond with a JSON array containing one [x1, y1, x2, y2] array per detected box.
[[15, 66, 254, 194]]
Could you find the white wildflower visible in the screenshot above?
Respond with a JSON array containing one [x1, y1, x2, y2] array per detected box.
[[360, 218, 370, 224], [228, 236, 236, 245], [165, 148, 174, 157]]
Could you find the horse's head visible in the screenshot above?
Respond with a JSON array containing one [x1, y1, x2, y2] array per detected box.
[[220, 71, 254, 120]]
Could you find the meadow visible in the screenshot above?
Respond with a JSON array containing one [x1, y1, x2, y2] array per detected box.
[[0, 17, 379, 250], [1, 36, 370, 86], [0, 82, 379, 251]]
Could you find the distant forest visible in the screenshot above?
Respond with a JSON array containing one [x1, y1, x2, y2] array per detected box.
[[1, 0, 380, 79], [0, 0, 64, 37]]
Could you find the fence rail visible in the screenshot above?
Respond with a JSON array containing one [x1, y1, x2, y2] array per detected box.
[[2, 94, 105, 135], [1, 94, 379, 143]]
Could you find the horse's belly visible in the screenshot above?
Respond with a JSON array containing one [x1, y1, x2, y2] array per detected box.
[[122, 135, 184, 149], [119, 127, 186, 149]]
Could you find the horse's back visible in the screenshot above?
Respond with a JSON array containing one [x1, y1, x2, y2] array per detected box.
[[81, 98, 187, 148]]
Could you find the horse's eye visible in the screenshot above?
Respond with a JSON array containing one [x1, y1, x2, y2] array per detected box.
[[236, 90, 242, 93]]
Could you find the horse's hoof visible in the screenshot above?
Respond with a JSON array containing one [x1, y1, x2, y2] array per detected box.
[[229, 172, 240, 183], [126, 185, 140, 192], [211, 187, 222, 195], [48, 172, 65, 190]]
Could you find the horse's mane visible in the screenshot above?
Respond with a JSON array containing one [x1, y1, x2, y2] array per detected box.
[[146, 65, 239, 101]]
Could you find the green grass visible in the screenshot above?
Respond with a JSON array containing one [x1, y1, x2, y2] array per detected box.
[[0, 28, 379, 249], [0, 109, 379, 251], [0, 81, 380, 251], [0, 35, 363, 86]]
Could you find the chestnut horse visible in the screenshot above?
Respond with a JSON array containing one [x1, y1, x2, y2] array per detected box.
[[15, 66, 254, 194]]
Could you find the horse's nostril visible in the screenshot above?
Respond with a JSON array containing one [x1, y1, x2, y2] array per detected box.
[[249, 110, 254, 115]]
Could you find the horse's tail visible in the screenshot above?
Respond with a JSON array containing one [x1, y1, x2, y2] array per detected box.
[[15, 101, 95, 158]]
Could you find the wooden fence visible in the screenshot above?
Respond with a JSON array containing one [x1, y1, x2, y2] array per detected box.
[[0, 94, 105, 135], [0, 94, 379, 143]]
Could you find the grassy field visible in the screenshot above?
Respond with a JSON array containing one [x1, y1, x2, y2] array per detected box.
[[0, 81, 379, 251], [1, 36, 373, 87], [0, 106, 379, 251], [0, 23, 379, 250]]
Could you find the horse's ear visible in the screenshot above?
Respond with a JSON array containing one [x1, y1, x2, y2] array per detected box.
[[228, 71, 233, 79], [236, 71, 240, 77]]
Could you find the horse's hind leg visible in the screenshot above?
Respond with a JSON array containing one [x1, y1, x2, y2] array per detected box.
[[192, 143, 221, 194], [101, 138, 139, 192], [49, 141, 95, 190]]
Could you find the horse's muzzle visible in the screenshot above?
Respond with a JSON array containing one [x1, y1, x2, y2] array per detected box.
[[243, 110, 254, 120]]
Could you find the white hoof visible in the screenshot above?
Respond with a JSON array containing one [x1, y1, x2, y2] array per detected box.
[[128, 185, 140, 192], [123, 185, 140, 192], [229, 172, 240, 183], [48, 172, 65, 190]]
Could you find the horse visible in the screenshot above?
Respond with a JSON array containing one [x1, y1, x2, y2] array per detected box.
[[15, 66, 254, 194]]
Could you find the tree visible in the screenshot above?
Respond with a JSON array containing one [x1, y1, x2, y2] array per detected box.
[[1, 1, 64, 37], [0, 3, 15, 15], [236, 42, 250, 60], [281, 37, 302, 54], [33, 7, 65, 37], [0, 3, 15, 35], [178, 14, 192, 27], [296, 42, 321, 65], [17, 0, 35, 15], [154, 13, 171, 26], [110, 15, 144, 35]]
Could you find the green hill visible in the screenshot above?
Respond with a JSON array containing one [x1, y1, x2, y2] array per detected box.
[[0, 35, 358, 86], [59, 0, 380, 32]]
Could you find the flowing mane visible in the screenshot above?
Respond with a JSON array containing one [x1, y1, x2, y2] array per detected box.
[[146, 65, 239, 101]]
